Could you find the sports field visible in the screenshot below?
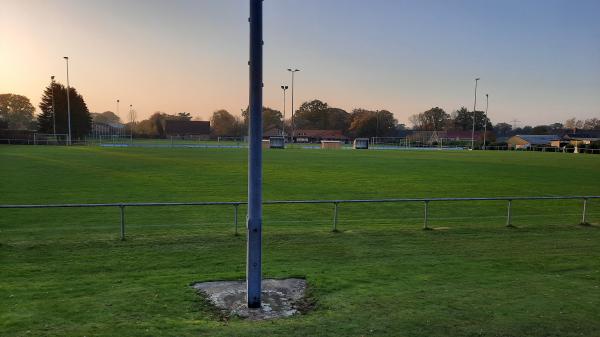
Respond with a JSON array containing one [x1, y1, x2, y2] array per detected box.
[[1, 145, 599, 336]]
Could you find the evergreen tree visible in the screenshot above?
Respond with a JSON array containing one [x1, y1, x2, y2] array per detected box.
[[38, 82, 92, 139]]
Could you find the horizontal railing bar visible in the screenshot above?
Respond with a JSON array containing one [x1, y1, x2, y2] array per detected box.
[[0, 196, 598, 209]]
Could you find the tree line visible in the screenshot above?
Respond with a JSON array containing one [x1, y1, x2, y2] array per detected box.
[[1, 85, 599, 139]]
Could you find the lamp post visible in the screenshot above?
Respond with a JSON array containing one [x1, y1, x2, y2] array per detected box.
[[50, 76, 56, 136], [287, 68, 300, 142], [129, 104, 134, 143], [471, 77, 480, 150], [64, 57, 72, 145], [483, 94, 489, 150], [280, 85, 288, 137], [116, 99, 120, 138], [247, 0, 263, 309]]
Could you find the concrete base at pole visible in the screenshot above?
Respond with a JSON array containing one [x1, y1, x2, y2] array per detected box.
[[192, 278, 308, 320]]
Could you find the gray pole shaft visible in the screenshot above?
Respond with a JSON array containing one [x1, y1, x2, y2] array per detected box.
[[291, 72, 295, 143], [65, 59, 72, 146], [120, 205, 125, 240], [471, 79, 478, 149], [247, 0, 263, 309], [282, 89, 286, 137], [51, 79, 56, 135], [483, 94, 488, 150]]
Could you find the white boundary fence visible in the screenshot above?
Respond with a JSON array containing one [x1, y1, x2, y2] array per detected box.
[[1, 195, 598, 240]]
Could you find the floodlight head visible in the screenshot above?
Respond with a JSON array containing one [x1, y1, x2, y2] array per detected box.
[[51, 75, 55, 80], [117, 99, 120, 102], [285, 85, 289, 89], [475, 77, 480, 81], [63, 56, 69, 60], [287, 68, 292, 72], [295, 69, 300, 72]]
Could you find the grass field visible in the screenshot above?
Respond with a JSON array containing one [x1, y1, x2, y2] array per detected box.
[[1, 145, 600, 336]]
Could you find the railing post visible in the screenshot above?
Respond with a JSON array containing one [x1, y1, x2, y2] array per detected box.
[[581, 198, 589, 225], [234, 204, 239, 235], [332, 202, 339, 232], [506, 200, 513, 227], [120, 205, 126, 240], [423, 200, 430, 230]]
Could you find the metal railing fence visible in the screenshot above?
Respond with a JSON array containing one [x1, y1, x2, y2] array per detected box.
[[1, 196, 597, 240]]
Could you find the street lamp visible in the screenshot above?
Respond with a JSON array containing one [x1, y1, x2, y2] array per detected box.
[[50, 76, 56, 136], [287, 68, 300, 142], [280, 85, 288, 137], [116, 99, 120, 138], [64, 57, 72, 145], [129, 104, 134, 143], [483, 94, 489, 150], [471, 77, 480, 150]]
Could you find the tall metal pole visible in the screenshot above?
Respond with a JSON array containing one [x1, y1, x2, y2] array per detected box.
[[64, 57, 72, 145], [116, 99, 120, 138], [129, 104, 133, 143], [247, 0, 263, 309], [281, 85, 288, 137], [287, 68, 299, 142], [483, 94, 488, 150], [50, 76, 56, 136], [471, 77, 480, 149]]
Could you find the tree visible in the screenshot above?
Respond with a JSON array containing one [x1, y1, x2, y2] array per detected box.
[[211, 109, 243, 136], [91, 111, 121, 124], [348, 109, 397, 137], [494, 122, 513, 137], [450, 107, 490, 131], [241, 106, 283, 132], [409, 107, 449, 131], [565, 118, 583, 130], [583, 118, 600, 130], [177, 112, 192, 121], [0, 94, 36, 130], [38, 83, 91, 138], [291, 99, 350, 131], [531, 125, 550, 134]]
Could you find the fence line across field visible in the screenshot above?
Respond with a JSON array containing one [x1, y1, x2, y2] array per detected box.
[[1, 196, 597, 240]]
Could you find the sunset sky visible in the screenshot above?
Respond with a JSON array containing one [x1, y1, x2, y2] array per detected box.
[[1, 0, 599, 126]]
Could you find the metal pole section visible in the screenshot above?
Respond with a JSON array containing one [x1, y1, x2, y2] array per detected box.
[[506, 200, 512, 227], [281, 85, 288, 137], [471, 77, 479, 150], [120, 205, 125, 240], [234, 204, 239, 235], [129, 105, 133, 144], [483, 94, 488, 150], [332, 202, 339, 232], [581, 198, 588, 225], [51, 76, 56, 136], [291, 71, 295, 142], [64, 57, 72, 145], [247, 0, 263, 309], [423, 200, 429, 230]]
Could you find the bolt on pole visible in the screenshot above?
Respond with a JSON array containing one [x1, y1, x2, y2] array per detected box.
[[247, 0, 263, 309]]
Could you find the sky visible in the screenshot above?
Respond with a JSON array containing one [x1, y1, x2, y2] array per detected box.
[[1, 0, 599, 126]]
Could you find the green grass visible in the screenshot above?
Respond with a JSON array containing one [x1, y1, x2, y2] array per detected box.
[[1, 145, 600, 336]]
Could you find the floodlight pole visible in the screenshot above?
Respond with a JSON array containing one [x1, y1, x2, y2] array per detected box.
[[64, 57, 72, 145], [129, 104, 133, 143], [50, 76, 56, 136], [471, 77, 480, 150], [116, 99, 120, 138], [247, 0, 263, 309], [281, 85, 288, 137], [483, 94, 488, 150], [287, 68, 300, 142]]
